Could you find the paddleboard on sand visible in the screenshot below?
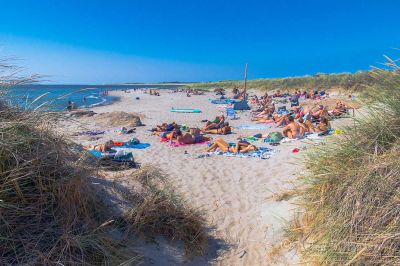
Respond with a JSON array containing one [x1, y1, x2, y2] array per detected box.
[[171, 108, 202, 113]]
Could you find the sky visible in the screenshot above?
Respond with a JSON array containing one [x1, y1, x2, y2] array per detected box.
[[0, 0, 399, 84]]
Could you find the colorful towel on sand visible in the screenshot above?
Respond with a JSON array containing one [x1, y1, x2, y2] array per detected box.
[[208, 147, 274, 159], [171, 108, 202, 113], [112, 142, 151, 149], [210, 99, 237, 104], [278, 130, 335, 143], [160, 137, 209, 147], [87, 150, 134, 161], [235, 124, 272, 130]]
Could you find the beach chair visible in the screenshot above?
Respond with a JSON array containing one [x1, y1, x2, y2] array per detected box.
[[226, 106, 238, 120]]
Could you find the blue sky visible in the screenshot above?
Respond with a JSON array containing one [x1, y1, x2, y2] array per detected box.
[[1, 0, 399, 84]]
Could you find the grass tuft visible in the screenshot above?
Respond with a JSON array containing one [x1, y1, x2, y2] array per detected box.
[[286, 57, 400, 264]]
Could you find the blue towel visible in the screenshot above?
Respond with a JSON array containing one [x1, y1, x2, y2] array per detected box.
[[211, 99, 236, 104], [88, 150, 116, 159], [208, 147, 274, 159], [88, 150, 134, 162], [236, 124, 272, 130], [114, 143, 151, 149]]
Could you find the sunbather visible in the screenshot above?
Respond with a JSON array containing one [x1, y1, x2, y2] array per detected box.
[[206, 138, 258, 153], [331, 101, 348, 116], [298, 117, 313, 135], [314, 117, 331, 133], [85, 140, 114, 153], [177, 132, 211, 144], [282, 116, 303, 139], [311, 105, 328, 120], [204, 122, 232, 135], [203, 115, 225, 131]]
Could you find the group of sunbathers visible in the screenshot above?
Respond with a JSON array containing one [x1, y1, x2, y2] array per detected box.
[[249, 90, 338, 139], [150, 114, 235, 145]]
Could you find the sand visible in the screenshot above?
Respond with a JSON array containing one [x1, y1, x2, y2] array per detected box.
[[62, 89, 354, 265]]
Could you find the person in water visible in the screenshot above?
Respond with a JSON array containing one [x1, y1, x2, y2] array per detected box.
[[206, 138, 258, 153], [204, 122, 232, 135], [203, 115, 225, 131], [66, 101, 77, 111], [282, 116, 303, 139]]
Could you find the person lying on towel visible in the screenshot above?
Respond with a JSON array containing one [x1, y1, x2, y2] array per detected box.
[[203, 122, 232, 135], [203, 115, 225, 131], [176, 130, 211, 145], [206, 138, 258, 154], [85, 140, 114, 152], [151, 122, 178, 133]]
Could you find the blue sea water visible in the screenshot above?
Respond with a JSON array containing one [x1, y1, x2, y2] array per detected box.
[[3, 84, 182, 111]]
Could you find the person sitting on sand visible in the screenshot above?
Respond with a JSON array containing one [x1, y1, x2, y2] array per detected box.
[[297, 117, 314, 135], [163, 125, 182, 142], [311, 105, 328, 120], [206, 138, 258, 153], [252, 103, 275, 118], [314, 117, 331, 133], [282, 116, 303, 139], [203, 115, 225, 131], [331, 101, 347, 116], [85, 140, 114, 153], [204, 122, 232, 135], [273, 90, 283, 97]]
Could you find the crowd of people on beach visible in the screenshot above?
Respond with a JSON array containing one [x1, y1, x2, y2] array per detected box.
[[84, 87, 352, 156]]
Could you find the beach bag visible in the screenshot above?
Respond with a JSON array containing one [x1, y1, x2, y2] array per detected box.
[[265, 132, 283, 143], [129, 138, 140, 145]]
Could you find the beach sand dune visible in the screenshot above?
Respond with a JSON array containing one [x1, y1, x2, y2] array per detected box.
[[65, 89, 352, 265]]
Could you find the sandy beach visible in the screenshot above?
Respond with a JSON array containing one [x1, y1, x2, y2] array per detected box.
[[62, 89, 353, 265]]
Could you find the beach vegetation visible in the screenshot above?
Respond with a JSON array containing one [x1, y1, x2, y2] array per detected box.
[[0, 60, 207, 264], [286, 57, 400, 264]]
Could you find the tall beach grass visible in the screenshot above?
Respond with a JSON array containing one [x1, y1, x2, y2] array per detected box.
[[287, 57, 400, 264]]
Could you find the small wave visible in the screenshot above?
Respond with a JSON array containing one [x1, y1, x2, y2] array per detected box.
[[85, 95, 100, 99], [81, 96, 120, 108]]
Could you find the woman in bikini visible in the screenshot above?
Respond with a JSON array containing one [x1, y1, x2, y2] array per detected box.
[[206, 138, 258, 153], [204, 122, 232, 135], [203, 115, 225, 131]]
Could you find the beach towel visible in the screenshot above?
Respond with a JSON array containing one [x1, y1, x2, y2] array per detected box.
[[236, 124, 272, 130], [171, 108, 202, 113], [87, 149, 134, 162], [161, 137, 209, 147], [211, 99, 237, 104], [113, 143, 151, 149], [208, 147, 274, 159], [226, 107, 238, 119]]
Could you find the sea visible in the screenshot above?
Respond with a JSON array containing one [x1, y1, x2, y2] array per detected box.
[[3, 84, 183, 111]]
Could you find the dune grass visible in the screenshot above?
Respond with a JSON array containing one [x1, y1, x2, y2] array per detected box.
[[287, 58, 400, 264], [0, 60, 208, 264], [187, 71, 385, 92]]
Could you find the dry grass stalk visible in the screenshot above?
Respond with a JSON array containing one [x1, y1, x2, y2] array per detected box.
[[286, 57, 400, 264]]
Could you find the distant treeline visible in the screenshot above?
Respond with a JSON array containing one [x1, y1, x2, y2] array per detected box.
[[187, 71, 389, 92]]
